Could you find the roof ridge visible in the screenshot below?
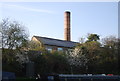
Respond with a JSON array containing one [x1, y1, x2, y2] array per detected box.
[[33, 36, 77, 43]]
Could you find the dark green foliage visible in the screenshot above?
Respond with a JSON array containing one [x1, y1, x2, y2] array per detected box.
[[30, 51, 70, 74], [75, 35, 119, 74], [87, 34, 100, 42], [2, 48, 24, 76], [16, 77, 35, 81]]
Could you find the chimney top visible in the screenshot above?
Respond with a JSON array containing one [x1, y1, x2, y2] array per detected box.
[[65, 11, 70, 13]]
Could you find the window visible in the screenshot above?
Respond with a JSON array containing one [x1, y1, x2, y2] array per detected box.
[[46, 47, 52, 51], [58, 48, 63, 51]]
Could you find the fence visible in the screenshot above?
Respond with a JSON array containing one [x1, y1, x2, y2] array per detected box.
[[58, 74, 120, 81]]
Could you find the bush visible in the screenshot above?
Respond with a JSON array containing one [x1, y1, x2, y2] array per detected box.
[[16, 77, 36, 81]]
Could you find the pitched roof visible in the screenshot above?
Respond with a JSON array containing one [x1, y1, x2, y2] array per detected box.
[[33, 36, 78, 48]]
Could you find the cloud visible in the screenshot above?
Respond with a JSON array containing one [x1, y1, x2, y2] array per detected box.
[[1, 3, 55, 14]]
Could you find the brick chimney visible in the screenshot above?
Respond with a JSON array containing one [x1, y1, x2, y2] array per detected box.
[[64, 11, 71, 41]]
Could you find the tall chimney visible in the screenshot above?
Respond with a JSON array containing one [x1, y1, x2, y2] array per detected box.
[[64, 11, 71, 41]]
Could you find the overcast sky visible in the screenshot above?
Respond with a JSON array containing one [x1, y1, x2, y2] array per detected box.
[[0, 2, 118, 42]]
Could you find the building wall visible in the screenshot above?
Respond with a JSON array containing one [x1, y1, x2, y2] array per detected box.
[[32, 37, 70, 51], [44, 45, 68, 51], [31, 37, 44, 47], [32, 37, 38, 41]]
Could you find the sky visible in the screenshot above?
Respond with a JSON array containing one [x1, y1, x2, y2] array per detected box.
[[0, 2, 118, 42]]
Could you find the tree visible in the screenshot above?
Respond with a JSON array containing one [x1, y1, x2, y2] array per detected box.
[[1, 18, 29, 76], [0, 18, 29, 50], [66, 34, 120, 74], [66, 45, 89, 74], [100, 36, 119, 74], [28, 40, 46, 51], [86, 34, 100, 42], [28, 50, 69, 74], [102, 35, 118, 49]]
